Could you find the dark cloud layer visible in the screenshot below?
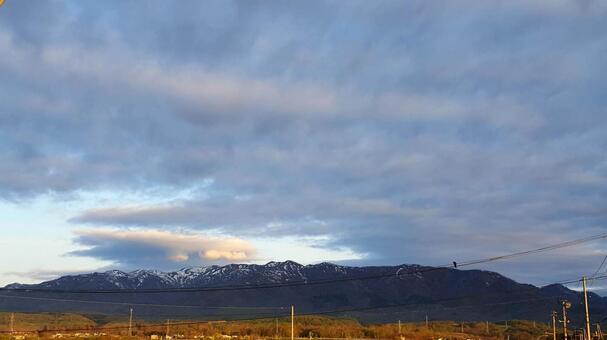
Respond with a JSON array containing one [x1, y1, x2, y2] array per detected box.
[[1, 1, 607, 283]]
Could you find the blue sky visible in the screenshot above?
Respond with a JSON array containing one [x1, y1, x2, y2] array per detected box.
[[0, 0, 606, 288]]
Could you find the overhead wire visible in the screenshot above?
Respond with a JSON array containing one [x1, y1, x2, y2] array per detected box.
[[1, 272, 601, 310], [4, 231, 607, 294], [0, 294, 287, 310], [5, 274, 607, 334], [0, 294, 567, 334], [3, 232, 607, 333], [592, 255, 607, 277], [588, 254, 607, 289]]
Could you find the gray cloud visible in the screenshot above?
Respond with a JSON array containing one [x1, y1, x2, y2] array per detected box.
[[0, 1, 606, 284]]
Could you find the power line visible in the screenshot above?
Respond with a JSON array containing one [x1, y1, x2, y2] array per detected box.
[[593, 255, 607, 277], [0, 294, 287, 310], [7, 274, 607, 335], [2, 274, 596, 309], [557, 274, 607, 286], [1, 233, 605, 336], [588, 254, 607, 289], [0, 293, 565, 334], [310, 295, 559, 317], [5, 232, 607, 294], [456, 232, 607, 267], [0, 308, 286, 320], [1, 270, 600, 311]]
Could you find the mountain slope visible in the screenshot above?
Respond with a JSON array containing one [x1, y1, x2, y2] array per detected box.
[[2, 261, 604, 324]]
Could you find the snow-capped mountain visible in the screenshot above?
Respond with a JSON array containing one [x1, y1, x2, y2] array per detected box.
[[2, 261, 605, 324], [7, 261, 356, 290]]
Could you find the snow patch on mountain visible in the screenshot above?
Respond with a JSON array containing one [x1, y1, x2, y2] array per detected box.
[[4, 261, 433, 290]]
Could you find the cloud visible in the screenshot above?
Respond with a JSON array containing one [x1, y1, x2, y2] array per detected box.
[[4, 268, 107, 283], [0, 28, 546, 131], [69, 229, 256, 269], [0, 1, 606, 284]]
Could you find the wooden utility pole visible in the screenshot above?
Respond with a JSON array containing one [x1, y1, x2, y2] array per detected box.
[[486, 321, 489, 334], [291, 305, 294, 340], [166, 319, 170, 338], [9, 313, 14, 333], [128, 307, 133, 337], [398, 320, 401, 335], [425, 315, 429, 329], [583, 277, 592, 340], [562, 300, 571, 340], [552, 311, 558, 340]]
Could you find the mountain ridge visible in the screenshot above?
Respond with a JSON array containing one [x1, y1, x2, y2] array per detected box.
[[6, 261, 430, 290], [2, 261, 604, 325]]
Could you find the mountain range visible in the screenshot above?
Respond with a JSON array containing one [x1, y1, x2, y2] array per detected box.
[[2, 261, 605, 325]]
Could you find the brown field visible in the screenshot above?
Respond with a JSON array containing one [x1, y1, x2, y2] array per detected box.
[[0, 312, 557, 340]]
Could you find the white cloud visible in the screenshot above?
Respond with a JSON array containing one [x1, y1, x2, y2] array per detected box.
[[71, 229, 257, 267]]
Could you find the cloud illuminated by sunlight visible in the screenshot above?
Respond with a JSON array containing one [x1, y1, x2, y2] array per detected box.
[[70, 228, 256, 268]]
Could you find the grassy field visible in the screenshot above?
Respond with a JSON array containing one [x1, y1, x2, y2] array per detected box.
[[0, 312, 96, 332], [0, 312, 554, 340]]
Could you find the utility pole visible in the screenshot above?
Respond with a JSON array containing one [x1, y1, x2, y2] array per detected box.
[[398, 320, 401, 335], [486, 321, 489, 334], [552, 311, 558, 340], [291, 305, 294, 340], [461, 322, 464, 334], [166, 319, 170, 339], [583, 277, 592, 340], [425, 315, 428, 329], [561, 300, 572, 340], [128, 307, 133, 337], [9, 313, 14, 333]]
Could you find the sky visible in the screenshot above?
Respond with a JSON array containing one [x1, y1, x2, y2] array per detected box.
[[0, 0, 606, 289]]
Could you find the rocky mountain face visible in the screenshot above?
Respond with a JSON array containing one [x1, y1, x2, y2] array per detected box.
[[2, 261, 605, 325]]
